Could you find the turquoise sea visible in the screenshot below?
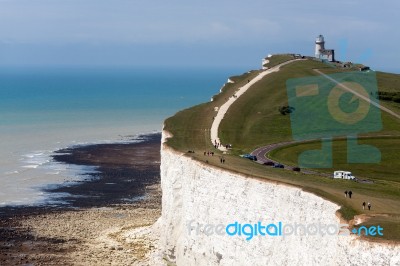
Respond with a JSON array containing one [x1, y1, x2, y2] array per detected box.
[[0, 66, 245, 206]]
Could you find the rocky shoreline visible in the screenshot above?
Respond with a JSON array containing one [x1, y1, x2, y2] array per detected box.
[[0, 133, 162, 265]]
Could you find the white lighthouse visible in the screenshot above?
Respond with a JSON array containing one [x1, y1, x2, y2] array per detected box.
[[315, 34, 325, 58], [314, 34, 335, 62]]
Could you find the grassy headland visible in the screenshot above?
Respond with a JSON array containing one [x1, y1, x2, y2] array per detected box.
[[164, 55, 400, 242]]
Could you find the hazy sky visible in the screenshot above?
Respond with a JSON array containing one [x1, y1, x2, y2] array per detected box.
[[0, 0, 399, 72]]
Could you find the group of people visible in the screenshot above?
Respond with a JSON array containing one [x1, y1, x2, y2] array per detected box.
[[344, 190, 372, 210], [213, 140, 232, 150], [362, 201, 372, 211], [203, 151, 226, 164], [344, 190, 353, 198], [214, 140, 222, 149], [213, 140, 221, 149]]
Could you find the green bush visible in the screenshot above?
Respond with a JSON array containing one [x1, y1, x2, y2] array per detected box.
[[278, 106, 295, 115], [379, 95, 393, 101]]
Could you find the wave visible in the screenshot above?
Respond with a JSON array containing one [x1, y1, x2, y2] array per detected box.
[[22, 165, 39, 169], [21, 151, 52, 169], [58, 130, 162, 149], [4, 170, 19, 175]]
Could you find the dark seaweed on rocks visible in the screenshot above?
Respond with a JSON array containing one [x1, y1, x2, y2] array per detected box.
[[0, 133, 161, 215], [49, 133, 162, 208]]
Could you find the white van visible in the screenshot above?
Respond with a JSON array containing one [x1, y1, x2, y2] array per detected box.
[[334, 171, 355, 180]]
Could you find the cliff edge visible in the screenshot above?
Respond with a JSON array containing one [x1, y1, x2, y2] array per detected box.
[[159, 131, 400, 265]]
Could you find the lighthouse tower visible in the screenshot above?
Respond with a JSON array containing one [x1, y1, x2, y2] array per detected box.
[[315, 34, 325, 58]]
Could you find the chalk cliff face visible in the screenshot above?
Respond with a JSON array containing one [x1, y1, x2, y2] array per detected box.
[[160, 132, 400, 266]]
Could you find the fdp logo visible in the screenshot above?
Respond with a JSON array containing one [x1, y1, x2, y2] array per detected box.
[[286, 71, 382, 168]]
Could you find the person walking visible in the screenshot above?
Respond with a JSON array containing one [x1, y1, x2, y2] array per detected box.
[[368, 202, 371, 211], [362, 202, 366, 210], [348, 191, 353, 199], [344, 191, 348, 197]]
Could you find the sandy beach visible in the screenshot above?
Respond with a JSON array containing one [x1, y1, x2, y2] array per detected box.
[[0, 134, 162, 265]]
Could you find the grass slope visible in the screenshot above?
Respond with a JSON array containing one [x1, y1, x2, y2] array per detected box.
[[164, 56, 400, 242]]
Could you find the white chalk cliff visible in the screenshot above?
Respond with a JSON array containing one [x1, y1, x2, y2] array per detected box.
[[159, 132, 400, 266]]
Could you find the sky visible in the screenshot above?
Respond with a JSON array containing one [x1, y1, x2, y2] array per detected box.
[[0, 0, 399, 72]]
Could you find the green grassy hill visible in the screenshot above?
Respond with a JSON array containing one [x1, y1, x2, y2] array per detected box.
[[164, 55, 400, 242]]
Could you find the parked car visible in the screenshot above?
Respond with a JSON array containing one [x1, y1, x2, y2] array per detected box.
[[240, 154, 257, 161], [263, 161, 274, 166], [248, 155, 257, 161], [273, 163, 284, 168], [333, 170, 355, 180], [293, 167, 301, 172]]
